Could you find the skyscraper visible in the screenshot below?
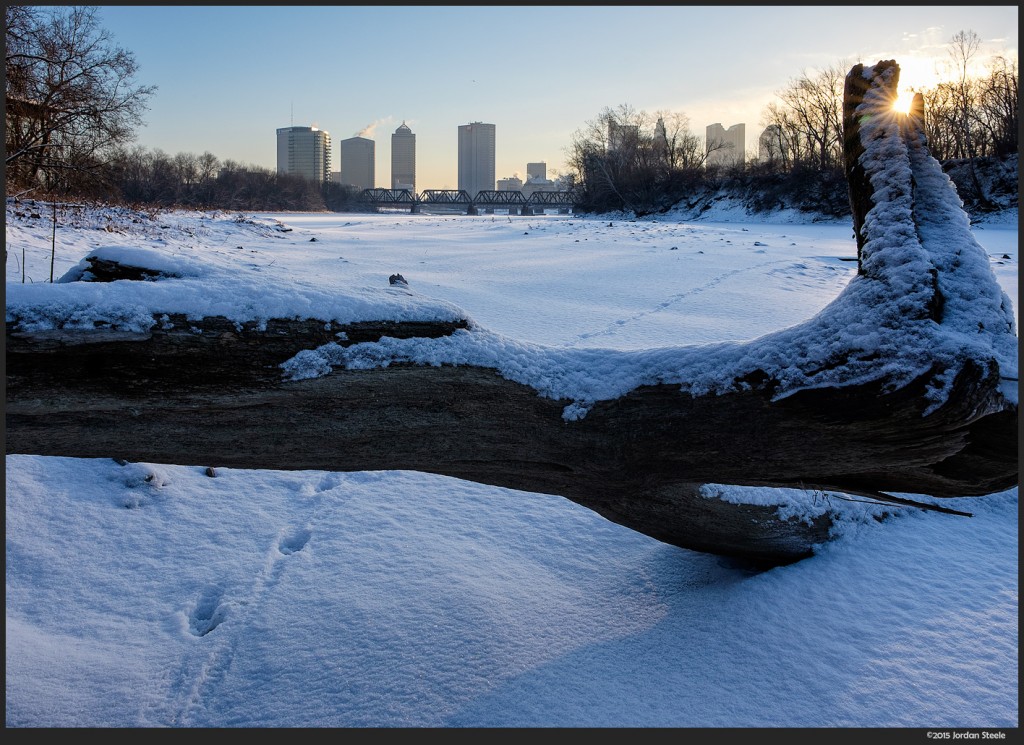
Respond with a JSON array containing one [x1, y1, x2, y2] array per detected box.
[[276, 126, 332, 183], [607, 122, 639, 152], [338, 136, 375, 190], [705, 122, 745, 168], [654, 117, 669, 164], [391, 122, 416, 192], [758, 124, 785, 164], [458, 122, 496, 198]]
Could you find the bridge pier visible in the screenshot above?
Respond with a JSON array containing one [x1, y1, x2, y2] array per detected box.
[[467, 205, 478, 215]]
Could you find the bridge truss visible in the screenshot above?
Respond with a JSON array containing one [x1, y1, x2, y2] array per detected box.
[[357, 188, 578, 213]]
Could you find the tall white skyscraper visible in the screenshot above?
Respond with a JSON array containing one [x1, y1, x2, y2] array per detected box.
[[338, 136, 375, 190], [458, 122, 496, 197], [705, 122, 745, 168], [391, 122, 416, 192], [276, 126, 332, 183]]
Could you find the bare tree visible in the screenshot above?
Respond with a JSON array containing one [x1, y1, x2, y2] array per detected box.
[[172, 151, 199, 204], [751, 123, 784, 170], [761, 62, 847, 171], [5, 5, 156, 195], [944, 29, 991, 205], [758, 105, 806, 170], [921, 82, 960, 161], [195, 151, 220, 206], [566, 104, 647, 212], [567, 105, 715, 214], [595, 103, 650, 211], [975, 54, 1018, 158], [653, 110, 708, 172]]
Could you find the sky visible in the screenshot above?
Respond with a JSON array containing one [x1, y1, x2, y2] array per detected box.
[[5, 83, 1019, 727], [86, 4, 1020, 191]]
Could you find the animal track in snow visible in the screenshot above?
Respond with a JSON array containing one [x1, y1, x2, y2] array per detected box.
[[566, 259, 782, 346], [278, 526, 311, 555], [188, 586, 228, 637], [314, 473, 344, 493]]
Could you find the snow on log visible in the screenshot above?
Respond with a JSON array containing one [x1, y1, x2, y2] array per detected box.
[[5, 61, 1018, 566]]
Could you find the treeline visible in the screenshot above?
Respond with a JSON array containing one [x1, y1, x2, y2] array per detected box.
[[105, 146, 364, 211]]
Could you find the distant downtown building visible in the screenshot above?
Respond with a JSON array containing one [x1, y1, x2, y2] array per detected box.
[[458, 122, 496, 198], [498, 161, 557, 195], [758, 124, 785, 164], [496, 175, 523, 191], [337, 136, 375, 191], [523, 161, 557, 196], [607, 122, 639, 152], [391, 122, 416, 192], [276, 125, 332, 183], [705, 122, 745, 169]]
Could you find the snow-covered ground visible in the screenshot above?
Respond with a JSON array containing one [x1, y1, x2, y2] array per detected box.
[[5, 200, 1019, 728]]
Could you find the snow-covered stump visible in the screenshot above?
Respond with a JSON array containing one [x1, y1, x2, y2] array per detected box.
[[5, 61, 1017, 566], [836, 59, 1017, 487]]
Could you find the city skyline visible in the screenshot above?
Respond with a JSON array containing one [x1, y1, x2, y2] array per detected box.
[[93, 6, 1017, 191]]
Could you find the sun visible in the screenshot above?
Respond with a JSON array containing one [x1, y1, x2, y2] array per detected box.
[[893, 89, 918, 114], [890, 55, 945, 114]]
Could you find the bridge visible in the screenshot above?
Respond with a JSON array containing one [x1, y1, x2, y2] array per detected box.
[[358, 188, 578, 215]]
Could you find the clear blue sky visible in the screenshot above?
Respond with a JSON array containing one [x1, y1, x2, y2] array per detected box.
[[94, 5, 1018, 190]]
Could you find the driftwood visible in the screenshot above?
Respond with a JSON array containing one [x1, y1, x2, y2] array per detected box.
[[6, 61, 1018, 565]]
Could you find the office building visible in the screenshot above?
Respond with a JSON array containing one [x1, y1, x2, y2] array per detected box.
[[523, 161, 556, 197], [607, 122, 639, 152], [706, 122, 745, 168], [276, 125, 332, 183], [497, 175, 523, 191], [654, 117, 669, 164], [391, 122, 416, 192], [458, 122, 496, 197], [336, 136, 375, 191], [758, 124, 786, 164]]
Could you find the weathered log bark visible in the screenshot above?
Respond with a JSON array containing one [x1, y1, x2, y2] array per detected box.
[[6, 60, 1018, 566], [5, 314, 1013, 562]]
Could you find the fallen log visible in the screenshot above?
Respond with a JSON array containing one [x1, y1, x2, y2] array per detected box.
[[5, 61, 1018, 565]]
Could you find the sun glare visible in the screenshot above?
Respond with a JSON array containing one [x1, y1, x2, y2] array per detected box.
[[890, 55, 946, 114], [893, 90, 916, 114]]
